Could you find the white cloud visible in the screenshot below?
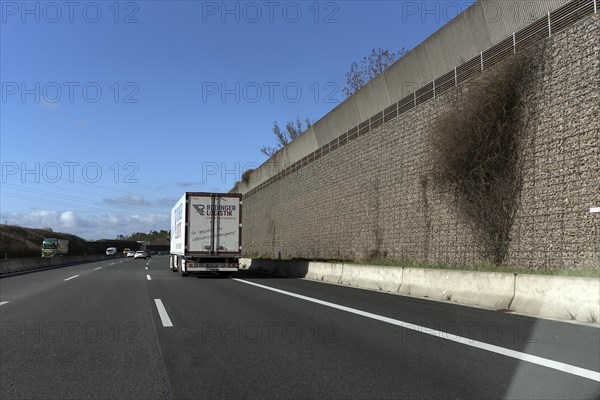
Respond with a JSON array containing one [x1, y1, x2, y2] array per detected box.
[[0, 210, 169, 240], [59, 211, 80, 228], [107, 213, 120, 224], [102, 195, 176, 209], [18, 210, 60, 227], [103, 194, 151, 207]]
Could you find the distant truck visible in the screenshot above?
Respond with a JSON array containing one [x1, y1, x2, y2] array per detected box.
[[106, 247, 118, 256], [170, 192, 242, 277], [41, 238, 69, 258]]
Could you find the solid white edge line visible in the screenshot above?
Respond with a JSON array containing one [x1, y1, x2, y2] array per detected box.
[[154, 299, 173, 327], [0, 301, 9, 306], [232, 278, 600, 382], [146, 275, 152, 280], [64, 275, 79, 281]]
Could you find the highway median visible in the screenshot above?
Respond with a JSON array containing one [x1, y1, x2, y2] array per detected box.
[[0, 255, 118, 277]]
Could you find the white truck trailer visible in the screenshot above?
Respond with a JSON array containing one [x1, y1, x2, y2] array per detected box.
[[170, 192, 242, 277]]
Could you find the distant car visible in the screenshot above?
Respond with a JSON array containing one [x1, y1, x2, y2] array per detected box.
[[144, 251, 151, 258], [126, 251, 135, 258], [134, 251, 146, 259]]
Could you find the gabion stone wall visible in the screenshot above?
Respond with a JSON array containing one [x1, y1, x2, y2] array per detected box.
[[241, 13, 599, 269]]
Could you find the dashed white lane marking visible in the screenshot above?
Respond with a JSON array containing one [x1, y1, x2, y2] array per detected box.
[[94, 267, 102, 270], [0, 301, 9, 306], [64, 275, 79, 281], [232, 278, 600, 383], [154, 299, 173, 327], [146, 275, 152, 280], [145, 267, 148, 270]]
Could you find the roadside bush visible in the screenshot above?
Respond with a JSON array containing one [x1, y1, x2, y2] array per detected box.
[[430, 52, 539, 265], [241, 169, 255, 184]]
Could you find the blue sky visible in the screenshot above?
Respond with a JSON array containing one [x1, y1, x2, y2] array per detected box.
[[0, 0, 475, 240]]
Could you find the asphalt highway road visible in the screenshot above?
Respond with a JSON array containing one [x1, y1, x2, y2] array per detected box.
[[1, 256, 599, 399]]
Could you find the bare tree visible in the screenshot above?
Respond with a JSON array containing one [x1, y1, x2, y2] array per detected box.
[[343, 47, 407, 97], [261, 116, 312, 157]]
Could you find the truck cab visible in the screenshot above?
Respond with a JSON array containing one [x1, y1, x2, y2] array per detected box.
[[41, 238, 69, 258]]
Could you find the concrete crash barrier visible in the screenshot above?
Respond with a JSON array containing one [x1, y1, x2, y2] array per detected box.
[[0, 255, 110, 276], [399, 268, 515, 310], [512, 275, 600, 323], [238, 258, 252, 269], [246, 259, 311, 278], [305, 262, 343, 284], [277, 260, 309, 278], [243, 258, 600, 324], [247, 259, 280, 274], [340, 264, 403, 293]]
